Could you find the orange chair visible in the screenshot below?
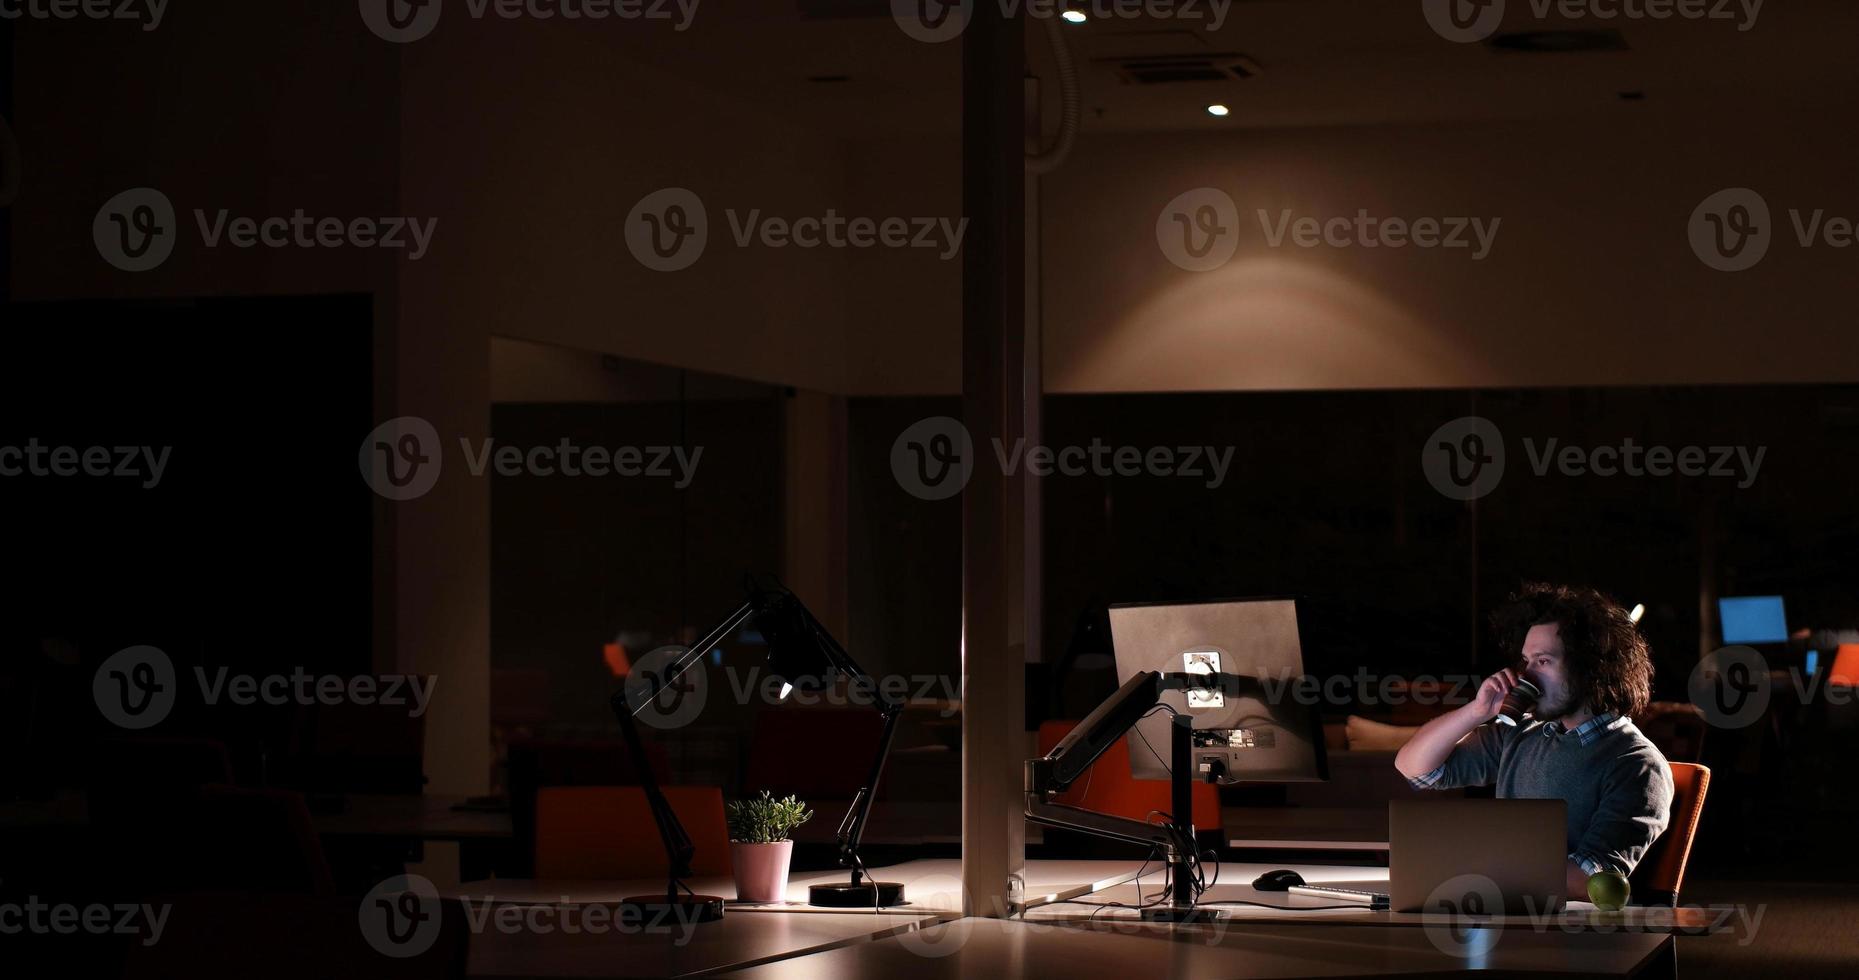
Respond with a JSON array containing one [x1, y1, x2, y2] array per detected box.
[[534, 785, 732, 879], [1035, 720, 1221, 835], [1827, 644, 1859, 687], [1631, 762, 1710, 906]]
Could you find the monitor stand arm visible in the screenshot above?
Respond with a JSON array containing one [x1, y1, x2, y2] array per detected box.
[[1025, 670, 1233, 923]]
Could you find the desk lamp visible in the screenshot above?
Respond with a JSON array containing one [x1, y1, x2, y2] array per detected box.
[[609, 579, 904, 921]]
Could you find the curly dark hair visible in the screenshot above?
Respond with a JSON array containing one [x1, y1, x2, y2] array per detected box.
[[1490, 582, 1653, 718]]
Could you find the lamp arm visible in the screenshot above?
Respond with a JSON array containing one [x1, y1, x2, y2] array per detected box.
[[607, 599, 756, 899], [835, 698, 902, 879]]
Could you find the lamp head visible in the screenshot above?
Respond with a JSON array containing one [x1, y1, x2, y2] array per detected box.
[[750, 586, 842, 698]]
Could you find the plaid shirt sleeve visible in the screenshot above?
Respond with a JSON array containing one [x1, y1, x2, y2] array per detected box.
[[1406, 724, 1508, 791]]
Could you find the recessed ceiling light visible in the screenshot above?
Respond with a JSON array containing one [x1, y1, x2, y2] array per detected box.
[[1061, 9, 1087, 23], [1206, 104, 1230, 117]]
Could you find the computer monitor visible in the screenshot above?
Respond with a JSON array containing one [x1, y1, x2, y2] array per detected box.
[[1109, 597, 1328, 785], [1719, 595, 1789, 645]]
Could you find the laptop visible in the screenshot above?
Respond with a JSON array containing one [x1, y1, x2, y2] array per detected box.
[[1389, 799, 1567, 914]]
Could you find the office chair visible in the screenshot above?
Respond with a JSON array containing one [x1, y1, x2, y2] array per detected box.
[[1630, 762, 1710, 907], [1035, 719, 1221, 834], [534, 785, 732, 879]]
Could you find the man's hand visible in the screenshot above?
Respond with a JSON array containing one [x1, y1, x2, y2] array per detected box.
[[1470, 668, 1523, 723]]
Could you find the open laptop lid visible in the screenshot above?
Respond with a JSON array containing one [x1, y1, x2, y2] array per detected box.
[[1389, 798, 1567, 914]]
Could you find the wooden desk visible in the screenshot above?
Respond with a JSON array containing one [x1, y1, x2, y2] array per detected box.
[[466, 908, 946, 978], [450, 859, 1152, 915], [721, 918, 1677, 978]]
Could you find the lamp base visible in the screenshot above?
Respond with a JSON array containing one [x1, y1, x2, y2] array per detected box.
[[619, 894, 726, 926], [808, 880, 906, 908]]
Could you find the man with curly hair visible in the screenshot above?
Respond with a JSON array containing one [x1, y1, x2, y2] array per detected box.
[[1395, 583, 1674, 901]]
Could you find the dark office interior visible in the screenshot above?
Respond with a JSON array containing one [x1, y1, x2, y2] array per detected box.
[[4, 2, 1859, 977]]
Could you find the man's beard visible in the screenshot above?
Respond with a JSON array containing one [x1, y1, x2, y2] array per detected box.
[[1534, 690, 1577, 721]]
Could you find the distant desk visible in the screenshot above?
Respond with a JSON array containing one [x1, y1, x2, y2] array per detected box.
[[1025, 861, 1734, 935], [1226, 806, 1388, 852], [309, 793, 513, 842], [467, 908, 945, 979], [724, 917, 1679, 979]]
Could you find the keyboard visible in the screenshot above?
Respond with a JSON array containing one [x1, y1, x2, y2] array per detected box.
[[1287, 884, 1391, 910]]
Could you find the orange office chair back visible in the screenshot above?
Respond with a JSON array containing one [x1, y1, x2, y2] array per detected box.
[[534, 785, 732, 879], [1631, 762, 1710, 906], [1036, 720, 1221, 833], [1827, 644, 1859, 687]]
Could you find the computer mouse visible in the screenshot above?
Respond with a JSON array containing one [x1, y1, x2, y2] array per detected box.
[[1252, 869, 1306, 891]]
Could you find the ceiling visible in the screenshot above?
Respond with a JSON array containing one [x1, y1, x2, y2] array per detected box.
[[596, 0, 1859, 138]]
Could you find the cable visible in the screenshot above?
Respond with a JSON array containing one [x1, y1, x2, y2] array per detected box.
[[1198, 899, 1370, 912]]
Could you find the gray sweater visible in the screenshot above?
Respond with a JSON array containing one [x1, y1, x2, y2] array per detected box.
[[1408, 714, 1674, 876]]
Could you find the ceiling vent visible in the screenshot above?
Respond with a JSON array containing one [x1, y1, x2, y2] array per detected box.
[[1098, 53, 1263, 85], [1487, 29, 1629, 53]]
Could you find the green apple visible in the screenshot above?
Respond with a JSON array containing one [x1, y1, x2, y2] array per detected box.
[[1587, 871, 1631, 911]]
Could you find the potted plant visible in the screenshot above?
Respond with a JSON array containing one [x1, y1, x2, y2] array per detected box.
[[725, 791, 813, 903]]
